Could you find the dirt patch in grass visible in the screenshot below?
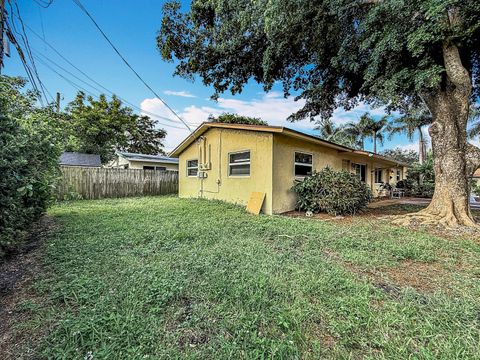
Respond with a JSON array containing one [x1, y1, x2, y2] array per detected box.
[[323, 249, 451, 295], [380, 260, 448, 293], [0, 216, 58, 360], [284, 204, 480, 242]]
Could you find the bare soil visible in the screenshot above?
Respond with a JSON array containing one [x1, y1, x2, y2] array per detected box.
[[283, 199, 480, 241], [0, 216, 57, 360]]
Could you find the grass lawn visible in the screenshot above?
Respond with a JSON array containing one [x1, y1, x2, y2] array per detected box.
[[12, 197, 480, 358]]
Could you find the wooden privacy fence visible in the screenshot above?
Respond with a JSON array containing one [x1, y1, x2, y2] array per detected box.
[[57, 166, 178, 200]]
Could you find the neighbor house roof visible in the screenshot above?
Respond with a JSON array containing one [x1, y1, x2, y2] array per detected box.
[[169, 122, 409, 167], [59, 152, 101, 167], [474, 169, 480, 178], [117, 151, 179, 165]]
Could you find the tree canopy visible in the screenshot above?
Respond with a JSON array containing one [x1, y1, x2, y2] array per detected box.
[[208, 113, 267, 126], [158, 0, 480, 120], [380, 148, 419, 165], [66, 92, 167, 163]]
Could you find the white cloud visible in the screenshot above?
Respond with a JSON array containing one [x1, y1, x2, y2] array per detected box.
[[395, 143, 420, 153], [141, 93, 405, 152], [163, 90, 197, 98]]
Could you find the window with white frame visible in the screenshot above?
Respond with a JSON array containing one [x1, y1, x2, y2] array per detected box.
[[186, 159, 198, 177], [396, 169, 401, 181], [229, 151, 250, 176], [294, 152, 313, 177], [374, 168, 383, 183]]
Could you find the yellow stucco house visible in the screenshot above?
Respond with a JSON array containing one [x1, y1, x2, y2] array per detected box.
[[170, 123, 408, 215]]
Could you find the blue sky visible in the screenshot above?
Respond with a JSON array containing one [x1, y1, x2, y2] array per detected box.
[[3, 0, 425, 152]]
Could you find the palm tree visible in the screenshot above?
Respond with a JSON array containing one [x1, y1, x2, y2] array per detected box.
[[387, 108, 432, 163], [361, 113, 388, 154], [468, 105, 480, 140], [341, 119, 368, 149], [316, 119, 361, 148]]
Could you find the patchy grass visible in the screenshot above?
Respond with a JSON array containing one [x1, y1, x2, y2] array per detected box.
[[11, 197, 480, 359]]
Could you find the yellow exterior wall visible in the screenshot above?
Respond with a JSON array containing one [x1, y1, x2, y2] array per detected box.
[[178, 128, 274, 214], [271, 134, 406, 213], [272, 134, 344, 213], [177, 127, 406, 215]]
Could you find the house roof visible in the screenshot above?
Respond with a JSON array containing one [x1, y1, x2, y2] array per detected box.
[[118, 151, 179, 164], [474, 169, 480, 178], [59, 152, 101, 167], [169, 122, 409, 167]]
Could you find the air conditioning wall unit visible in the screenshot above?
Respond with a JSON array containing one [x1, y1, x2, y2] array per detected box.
[[198, 171, 208, 179]]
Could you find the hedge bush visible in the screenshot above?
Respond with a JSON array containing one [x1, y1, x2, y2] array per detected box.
[[292, 167, 372, 216], [0, 77, 63, 257]]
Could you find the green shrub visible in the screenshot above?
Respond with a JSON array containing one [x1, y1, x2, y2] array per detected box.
[[472, 181, 480, 196], [292, 167, 372, 216], [0, 77, 64, 257], [405, 152, 435, 197]]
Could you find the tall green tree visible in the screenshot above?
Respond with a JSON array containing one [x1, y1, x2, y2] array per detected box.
[[387, 104, 432, 164], [158, 0, 480, 227], [66, 92, 167, 162], [341, 119, 368, 150], [360, 113, 388, 154]]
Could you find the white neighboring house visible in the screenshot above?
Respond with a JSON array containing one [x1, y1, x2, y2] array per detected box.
[[108, 151, 179, 172]]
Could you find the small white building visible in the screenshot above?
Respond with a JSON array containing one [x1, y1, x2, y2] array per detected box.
[[109, 152, 179, 171]]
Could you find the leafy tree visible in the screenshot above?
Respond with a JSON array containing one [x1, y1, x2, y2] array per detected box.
[[208, 113, 267, 125], [66, 92, 167, 162], [380, 148, 419, 165], [387, 104, 432, 164], [158, 0, 480, 227], [120, 115, 167, 155]]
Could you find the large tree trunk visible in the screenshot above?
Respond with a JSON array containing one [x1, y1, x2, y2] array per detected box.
[[394, 42, 480, 228]]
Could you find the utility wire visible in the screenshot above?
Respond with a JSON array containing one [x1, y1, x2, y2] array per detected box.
[[31, 48, 195, 126], [15, 15, 197, 129], [71, 0, 192, 132], [33, 54, 190, 130], [11, 0, 50, 103]]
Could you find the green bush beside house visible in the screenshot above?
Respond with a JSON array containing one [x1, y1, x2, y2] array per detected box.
[[0, 77, 64, 257], [293, 167, 372, 216]]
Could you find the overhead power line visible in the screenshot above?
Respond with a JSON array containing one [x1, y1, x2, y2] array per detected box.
[[34, 54, 190, 130], [15, 12, 197, 130], [71, 0, 192, 132]]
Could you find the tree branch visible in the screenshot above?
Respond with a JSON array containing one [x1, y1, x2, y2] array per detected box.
[[466, 143, 480, 176], [442, 42, 472, 93]]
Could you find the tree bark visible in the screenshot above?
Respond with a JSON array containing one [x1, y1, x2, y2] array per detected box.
[[394, 42, 479, 228]]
